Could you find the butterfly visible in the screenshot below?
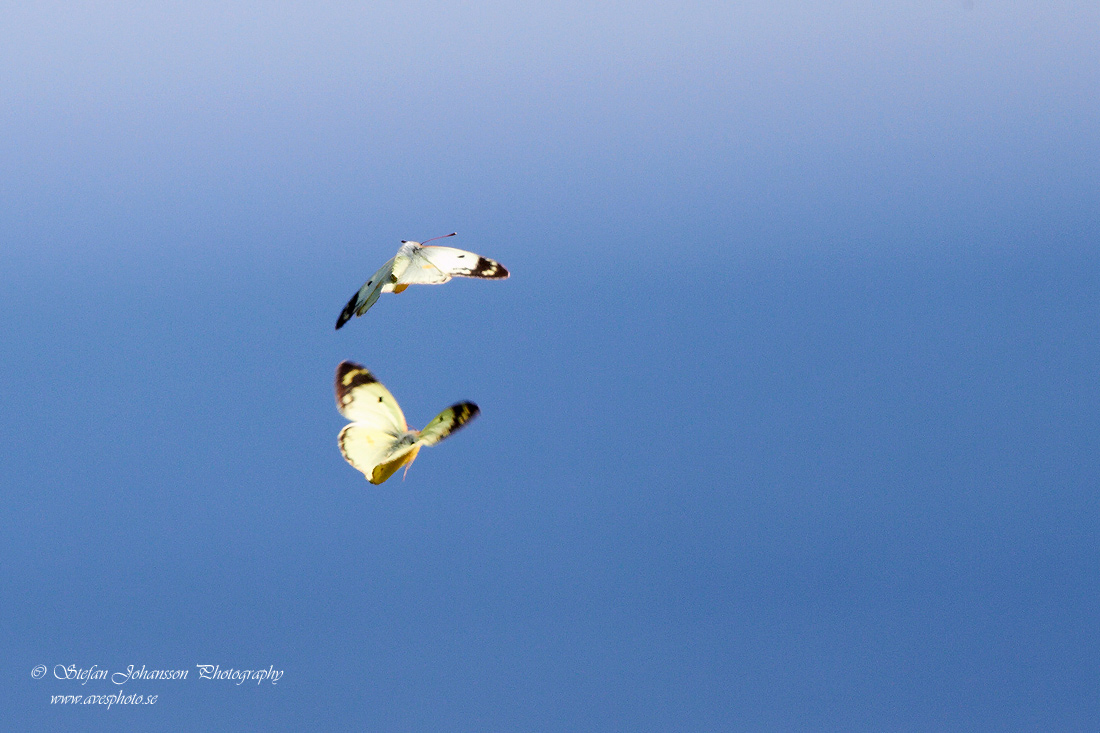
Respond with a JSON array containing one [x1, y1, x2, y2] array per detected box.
[[334, 360, 480, 484], [335, 233, 509, 329]]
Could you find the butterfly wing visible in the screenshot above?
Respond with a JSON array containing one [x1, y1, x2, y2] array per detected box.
[[417, 402, 480, 447], [338, 425, 420, 484], [334, 361, 407, 433], [398, 246, 509, 286], [370, 444, 422, 484], [335, 257, 396, 328]]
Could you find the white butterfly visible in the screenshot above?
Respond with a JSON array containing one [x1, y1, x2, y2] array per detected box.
[[336, 233, 509, 329], [334, 361, 480, 484]]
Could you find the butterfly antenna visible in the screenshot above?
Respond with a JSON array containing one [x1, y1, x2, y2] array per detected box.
[[419, 232, 457, 246]]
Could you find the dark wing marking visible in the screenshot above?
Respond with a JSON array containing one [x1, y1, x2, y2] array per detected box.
[[418, 402, 481, 446], [335, 291, 359, 329], [334, 360, 378, 412], [466, 257, 508, 279]]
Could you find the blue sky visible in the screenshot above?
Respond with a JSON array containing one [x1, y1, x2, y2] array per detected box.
[[2, 2, 1098, 730]]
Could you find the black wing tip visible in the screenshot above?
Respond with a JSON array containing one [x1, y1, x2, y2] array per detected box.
[[336, 359, 365, 372], [335, 361, 379, 406], [471, 257, 509, 279], [335, 290, 361, 329], [335, 360, 375, 382], [452, 401, 480, 427], [428, 402, 480, 436]]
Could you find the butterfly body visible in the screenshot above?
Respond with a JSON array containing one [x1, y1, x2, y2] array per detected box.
[[334, 361, 479, 484], [335, 235, 509, 329]]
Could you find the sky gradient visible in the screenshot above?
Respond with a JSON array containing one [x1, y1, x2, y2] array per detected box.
[[3, 2, 1098, 730]]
